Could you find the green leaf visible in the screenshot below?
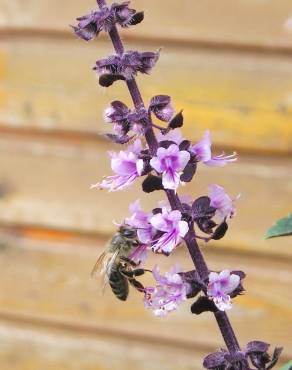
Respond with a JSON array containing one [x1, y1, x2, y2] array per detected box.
[[265, 214, 292, 239], [280, 361, 292, 370]]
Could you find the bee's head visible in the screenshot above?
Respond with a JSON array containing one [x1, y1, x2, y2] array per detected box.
[[119, 225, 137, 238]]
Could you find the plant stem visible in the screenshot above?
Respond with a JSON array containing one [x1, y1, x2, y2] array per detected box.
[[96, 0, 240, 354]]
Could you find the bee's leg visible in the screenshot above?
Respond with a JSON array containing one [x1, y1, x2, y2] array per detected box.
[[120, 268, 145, 278], [128, 277, 145, 292], [119, 256, 139, 267], [119, 267, 145, 293]]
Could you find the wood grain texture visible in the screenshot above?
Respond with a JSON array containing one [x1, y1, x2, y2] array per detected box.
[[0, 39, 292, 154], [0, 2, 291, 368], [1, 0, 292, 50], [0, 320, 208, 370], [0, 233, 290, 365], [0, 134, 291, 257]]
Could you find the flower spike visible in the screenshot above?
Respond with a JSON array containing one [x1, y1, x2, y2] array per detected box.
[[73, 0, 282, 367]]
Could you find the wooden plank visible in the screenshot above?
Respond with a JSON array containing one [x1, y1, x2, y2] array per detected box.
[[1, 0, 292, 50], [0, 233, 291, 362], [0, 134, 291, 258], [0, 40, 292, 155], [0, 321, 208, 370]]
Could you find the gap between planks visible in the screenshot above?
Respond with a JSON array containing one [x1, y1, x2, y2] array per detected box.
[[1, 28, 292, 57], [0, 126, 291, 159], [0, 310, 215, 355], [1, 224, 292, 269]]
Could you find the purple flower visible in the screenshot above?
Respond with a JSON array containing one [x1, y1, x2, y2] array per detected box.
[[104, 100, 131, 135], [72, 3, 144, 41], [149, 95, 174, 122], [208, 184, 238, 219], [121, 50, 160, 78], [150, 144, 190, 190], [104, 101, 148, 136], [126, 200, 156, 244], [203, 349, 246, 370], [112, 2, 144, 28], [144, 265, 190, 316], [245, 341, 283, 370], [156, 128, 185, 145], [128, 244, 148, 265], [72, 8, 111, 41], [191, 130, 237, 167], [93, 139, 144, 191], [207, 270, 240, 311], [94, 50, 159, 81], [94, 54, 121, 75], [111, 1, 135, 27], [150, 208, 189, 254], [127, 108, 149, 134]]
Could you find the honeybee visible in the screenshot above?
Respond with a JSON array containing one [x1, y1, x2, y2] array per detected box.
[[92, 225, 145, 301]]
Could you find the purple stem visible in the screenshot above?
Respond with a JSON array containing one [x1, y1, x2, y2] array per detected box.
[[96, 0, 240, 354]]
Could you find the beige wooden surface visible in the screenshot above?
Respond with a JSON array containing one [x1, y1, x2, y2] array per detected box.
[[0, 320, 209, 370], [0, 0, 291, 369], [1, 0, 292, 50], [0, 38, 292, 154]]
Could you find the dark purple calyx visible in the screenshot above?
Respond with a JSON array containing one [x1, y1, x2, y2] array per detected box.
[[203, 341, 282, 369], [99, 74, 126, 87], [245, 341, 283, 370], [229, 271, 246, 298], [191, 196, 217, 234], [212, 221, 228, 240], [149, 95, 174, 122], [142, 175, 164, 193], [203, 349, 246, 370], [106, 133, 133, 144], [180, 269, 204, 298], [191, 296, 217, 315], [168, 110, 184, 129], [180, 161, 197, 183], [105, 101, 149, 138]]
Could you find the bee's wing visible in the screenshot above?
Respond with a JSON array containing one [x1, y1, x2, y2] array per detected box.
[[91, 251, 107, 278], [105, 250, 119, 277], [101, 250, 120, 293], [91, 250, 120, 294]]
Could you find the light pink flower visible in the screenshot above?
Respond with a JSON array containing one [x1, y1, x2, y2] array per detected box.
[[191, 130, 237, 167], [129, 244, 148, 265], [144, 265, 190, 316], [150, 208, 189, 254], [150, 144, 190, 190], [207, 270, 240, 311], [92, 139, 144, 191], [208, 184, 238, 219], [126, 200, 156, 244]]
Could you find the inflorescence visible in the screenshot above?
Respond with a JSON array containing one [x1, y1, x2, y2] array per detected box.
[[72, 1, 282, 368]]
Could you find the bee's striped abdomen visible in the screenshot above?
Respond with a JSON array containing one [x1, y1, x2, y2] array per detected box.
[[109, 268, 129, 301]]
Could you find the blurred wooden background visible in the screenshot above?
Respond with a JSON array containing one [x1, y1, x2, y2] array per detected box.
[[0, 0, 292, 369]]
